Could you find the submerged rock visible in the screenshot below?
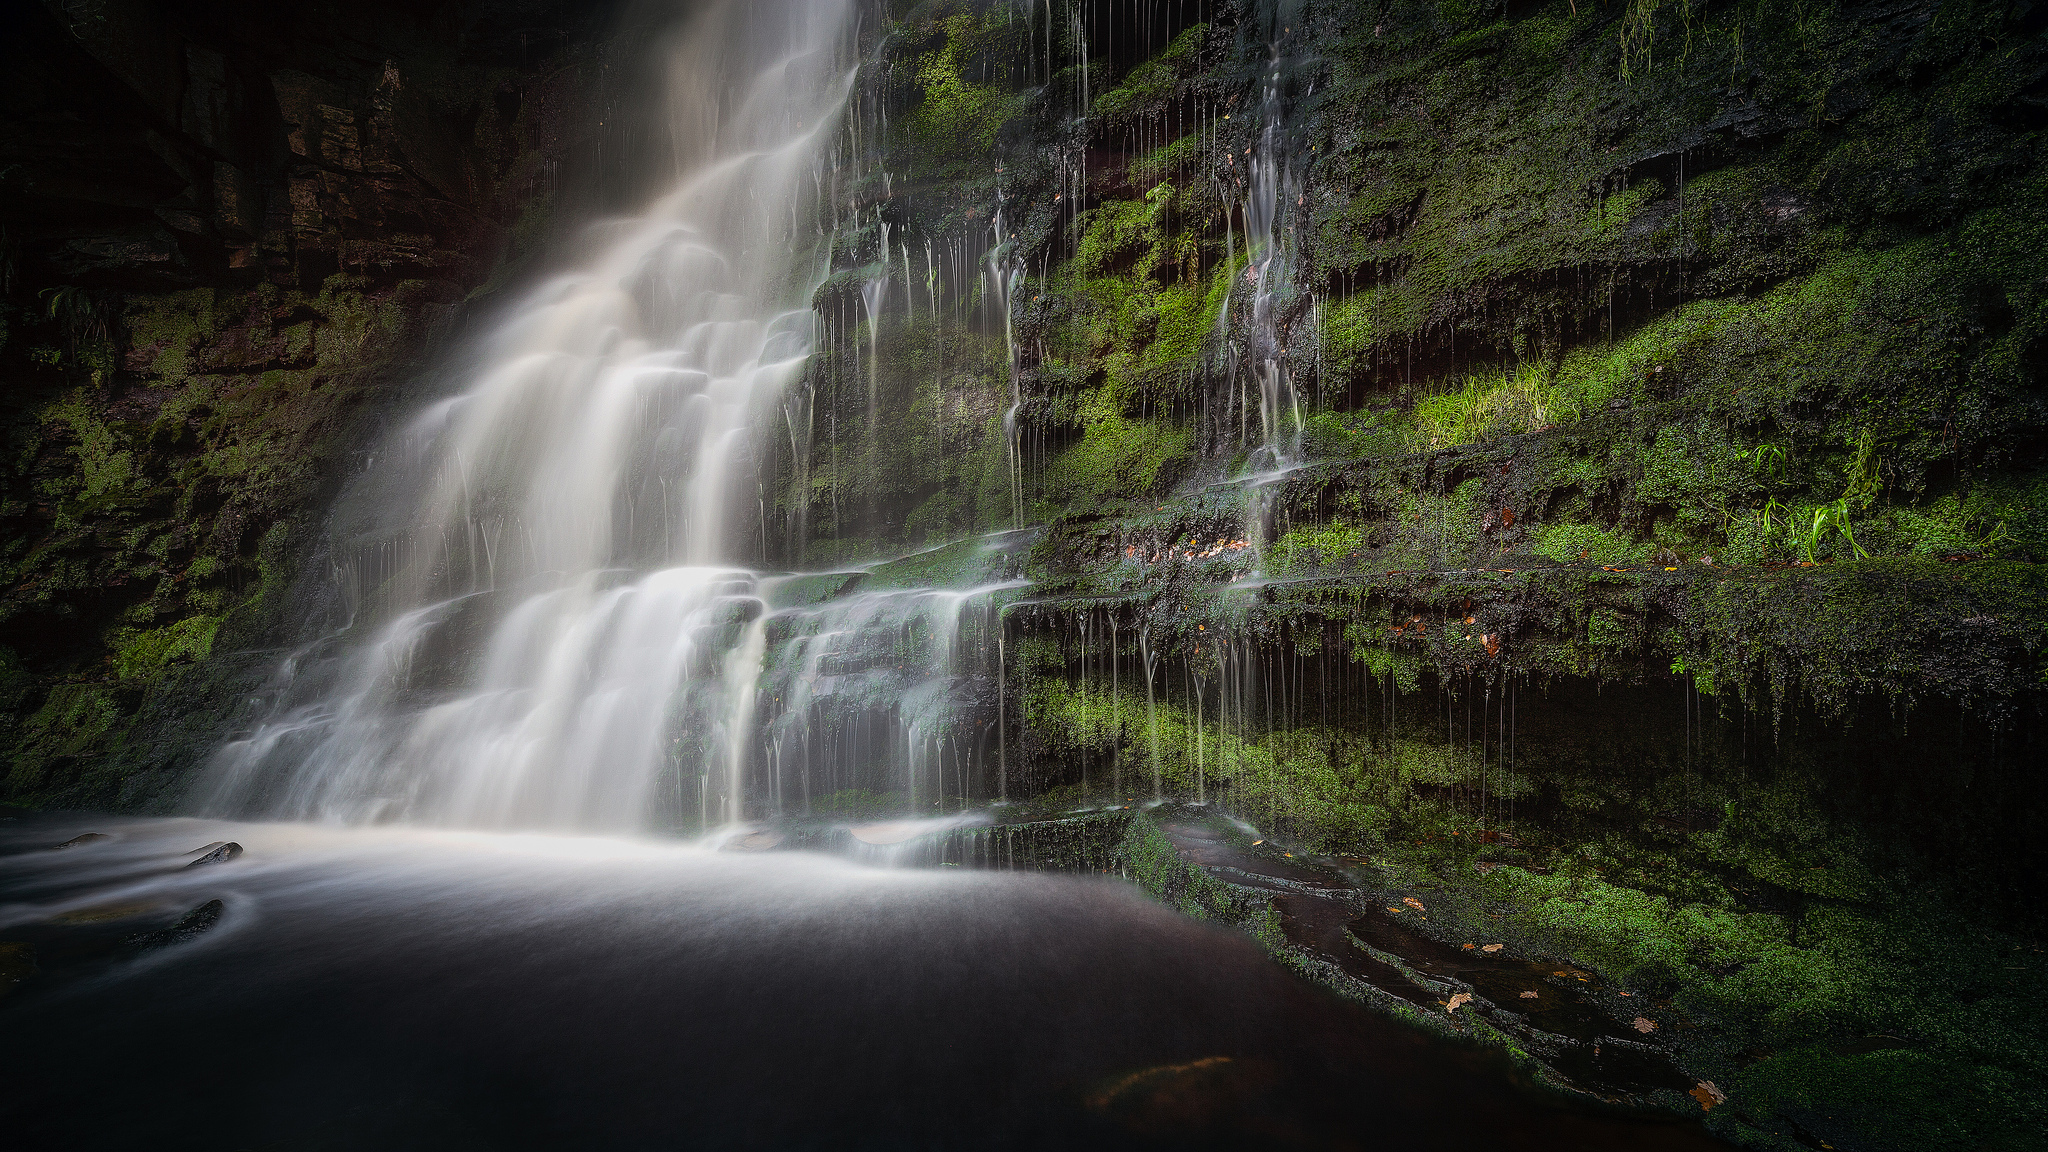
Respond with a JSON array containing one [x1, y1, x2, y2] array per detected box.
[[0, 941, 37, 996], [49, 901, 165, 925], [125, 900, 224, 951], [184, 842, 244, 868], [52, 833, 109, 849], [723, 831, 785, 852], [847, 822, 925, 846]]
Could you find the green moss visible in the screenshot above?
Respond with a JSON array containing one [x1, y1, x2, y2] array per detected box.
[[1534, 523, 1646, 565], [109, 615, 221, 682], [5, 683, 121, 796], [1408, 363, 1571, 450], [1091, 23, 1208, 122], [1734, 1046, 2047, 1152], [1269, 518, 1368, 575], [1037, 409, 1190, 512], [900, 10, 1025, 167]]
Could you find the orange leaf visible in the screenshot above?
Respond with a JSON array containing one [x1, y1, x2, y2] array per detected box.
[[1689, 1081, 1726, 1111], [1632, 1017, 1658, 1033], [1445, 993, 1472, 1014], [1481, 944, 1503, 953], [1402, 897, 1427, 913]]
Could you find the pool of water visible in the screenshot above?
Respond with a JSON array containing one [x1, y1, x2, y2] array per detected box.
[[0, 814, 1727, 1150]]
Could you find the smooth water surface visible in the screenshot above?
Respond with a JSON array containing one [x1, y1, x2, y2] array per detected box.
[[0, 815, 1728, 1151]]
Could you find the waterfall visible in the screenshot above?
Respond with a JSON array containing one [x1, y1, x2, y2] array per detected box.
[[198, 1, 896, 832]]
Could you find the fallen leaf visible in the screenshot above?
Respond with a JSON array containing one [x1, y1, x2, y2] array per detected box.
[[1519, 990, 1540, 999], [1689, 1080, 1726, 1111], [1251, 839, 1264, 846], [1501, 508, 1516, 527], [1402, 897, 1427, 913], [1632, 1017, 1658, 1034], [1461, 943, 1475, 951], [1445, 993, 1472, 1014], [1483, 633, 1501, 657], [1481, 944, 1503, 953]]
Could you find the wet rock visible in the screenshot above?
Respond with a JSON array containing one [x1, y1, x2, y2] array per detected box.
[[53, 833, 110, 849], [124, 900, 224, 950], [0, 941, 37, 997], [1085, 1054, 1279, 1134], [848, 822, 923, 846], [50, 901, 163, 925], [723, 831, 785, 852], [185, 842, 244, 867]]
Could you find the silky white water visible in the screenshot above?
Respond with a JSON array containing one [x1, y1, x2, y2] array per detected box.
[[197, 0, 1011, 833]]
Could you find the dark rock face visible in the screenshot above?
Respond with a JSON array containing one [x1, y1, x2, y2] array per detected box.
[[52, 832, 109, 848], [1, 0, 615, 293]]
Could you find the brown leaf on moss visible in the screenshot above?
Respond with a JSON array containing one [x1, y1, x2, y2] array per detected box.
[[1482, 633, 1500, 657], [1481, 944, 1503, 953], [1632, 1017, 1658, 1033], [1445, 993, 1472, 1014], [1689, 1081, 1726, 1111], [1501, 508, 1515, 527], [1402, 897, 1427, 913]]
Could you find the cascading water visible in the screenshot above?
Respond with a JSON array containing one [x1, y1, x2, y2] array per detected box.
[[1221, 18, 1306, 577], [197, 0, 1011, 834]]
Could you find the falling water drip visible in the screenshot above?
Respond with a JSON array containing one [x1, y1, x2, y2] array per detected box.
[[986, 194, 1025, 529], [1141, 624, 1161, 800]]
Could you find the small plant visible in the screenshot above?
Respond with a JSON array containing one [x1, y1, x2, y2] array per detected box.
[[1410, 363, 1566, 449], [1745, 442, 1788, 480], [1743, 434, 1881, 561], [37, 285, 114, 382]]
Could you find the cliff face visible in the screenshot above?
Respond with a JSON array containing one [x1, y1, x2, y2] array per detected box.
[[0, 0, 631, 804], [779, 2, 2048, 1147], [782, 0, 2047, 871], [5, 0, 2047, 1146]]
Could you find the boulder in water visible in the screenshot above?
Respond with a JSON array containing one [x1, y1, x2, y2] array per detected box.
[[125, 900, 224, 950], [52, 833, 109, 849], [184, 842, 244, 867], [723, 830, 785, 852]]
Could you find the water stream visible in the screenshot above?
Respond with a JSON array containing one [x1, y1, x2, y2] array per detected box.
[[1, 815, 1728, 1150]]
